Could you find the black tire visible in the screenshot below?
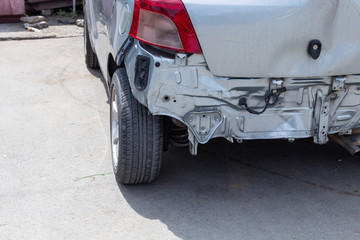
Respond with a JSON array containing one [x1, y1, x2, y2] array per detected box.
[[84, 6, 99, 69], [110, 68, 163, 184]]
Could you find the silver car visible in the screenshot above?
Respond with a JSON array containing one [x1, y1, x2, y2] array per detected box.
[[84, 0, 360, 184]]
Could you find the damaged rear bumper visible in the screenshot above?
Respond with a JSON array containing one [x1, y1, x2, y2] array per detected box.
[[124, 41, 360, 154]]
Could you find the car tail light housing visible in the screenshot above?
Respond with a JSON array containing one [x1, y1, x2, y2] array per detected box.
[[129, 0, 202, 54]]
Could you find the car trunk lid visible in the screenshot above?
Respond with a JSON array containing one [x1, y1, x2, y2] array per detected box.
[[183, 0, 360, 78]]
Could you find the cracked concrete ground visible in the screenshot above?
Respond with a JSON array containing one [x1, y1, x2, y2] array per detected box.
[[1, 32, 360, 240]]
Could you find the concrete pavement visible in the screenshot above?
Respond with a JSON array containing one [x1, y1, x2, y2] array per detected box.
[[0, 15, 83, 41], [1, 36, 360, 240]]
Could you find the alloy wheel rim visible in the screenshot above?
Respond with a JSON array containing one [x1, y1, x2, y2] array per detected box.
[[110, 87, 119, 171]]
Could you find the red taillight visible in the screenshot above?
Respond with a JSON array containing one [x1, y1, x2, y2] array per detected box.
[[129, 0, 202, 54]]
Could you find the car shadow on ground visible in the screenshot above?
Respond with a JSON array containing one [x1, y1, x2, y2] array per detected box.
[[118, 138, 360, 239], [87, 67, 110, 103]]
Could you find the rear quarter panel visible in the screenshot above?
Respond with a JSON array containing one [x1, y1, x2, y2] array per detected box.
[[86, 0, 133, 81]]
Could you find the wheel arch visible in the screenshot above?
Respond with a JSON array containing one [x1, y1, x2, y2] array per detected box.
[[107, 53, 119, 81]]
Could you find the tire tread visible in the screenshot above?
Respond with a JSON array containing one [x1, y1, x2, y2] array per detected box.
[[111, 68, 163, 184], [84, 14, 99, 69]]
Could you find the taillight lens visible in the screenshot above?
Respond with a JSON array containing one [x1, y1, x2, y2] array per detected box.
[[129, 0, 202, 54]]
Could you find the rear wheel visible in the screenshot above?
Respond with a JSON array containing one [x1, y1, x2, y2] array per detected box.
[[84, 5, 99, 69], [110, 68, 163, 184]]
